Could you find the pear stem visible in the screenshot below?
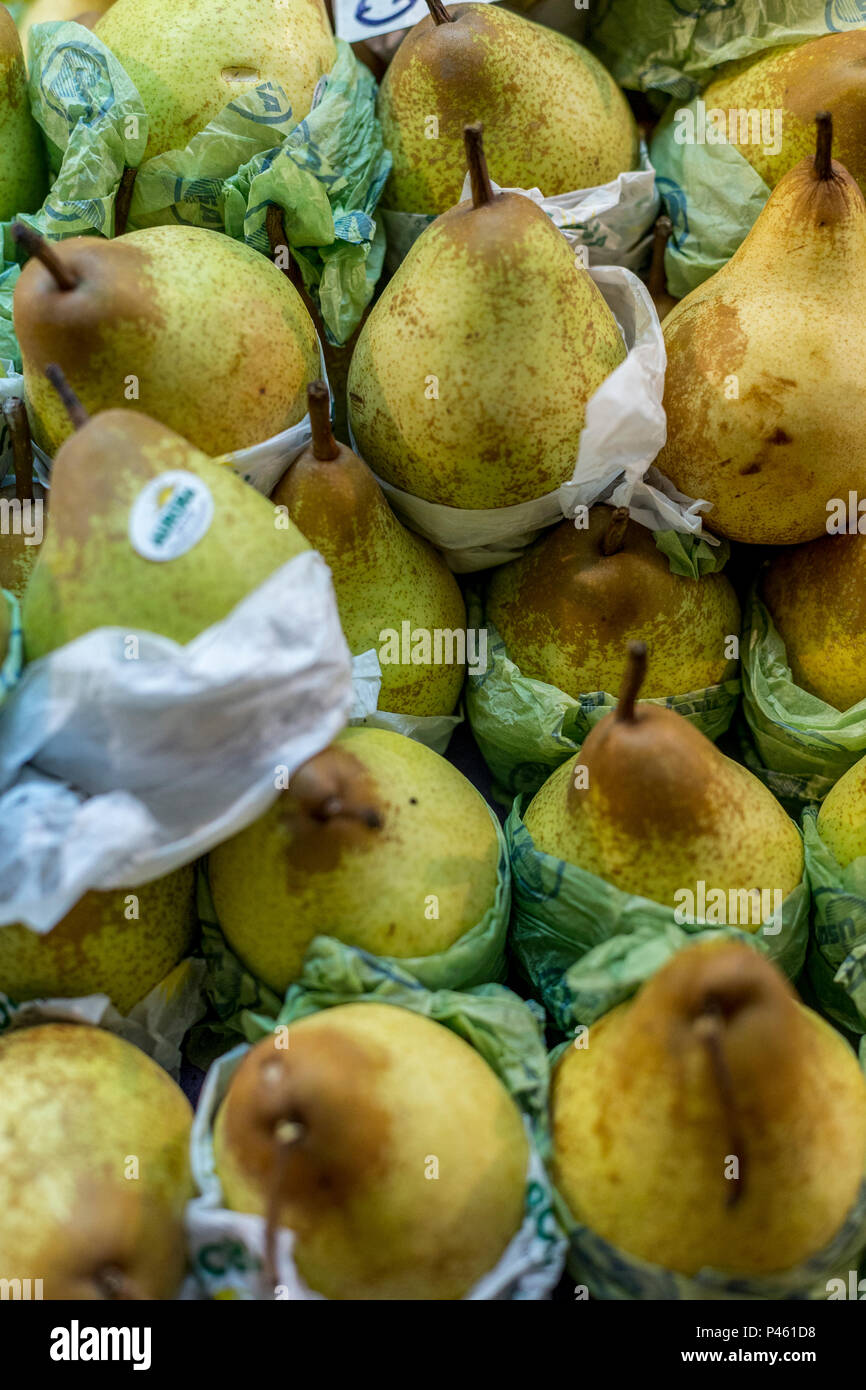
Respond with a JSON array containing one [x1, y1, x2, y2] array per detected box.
[[262, 1120, 306, 1297], [600, 506, 630, 557], [464, 124, 495, 209], [1, 398, 34, 505], [94, 1266, 145, 1301], [114, 167, 137, 238], [648, 216, 673, 300], [290, 753, 384, 830], [694, 1004, 746, 1208], [616, 641, 647, 722], [11, 222, 78, 293], [44, 365, 89, 431], [425, 0, 455, 22], [814, 111, 833, 181], [307, 380, 339, 462]]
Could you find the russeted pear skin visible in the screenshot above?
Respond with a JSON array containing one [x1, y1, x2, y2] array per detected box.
[[523, 652, 803, 913], [762, 533, 866, 711], [378, 2, 637, 214], [0, 865, 197, 1014], [817, 756, 866, 868], [272, 387, 467, 716], [485, 509, 740, 698], [96, 0, 336, 160], [14, 225, 320, 456], [702, 31, 866, 191], [213, 1002, 529, 1299], [0, 1023, 194, 1298], [208, 727, 500, 993], [21, 408, 309, 660], [0, 8, 47, 221], [348, 187, 626, 508], [657, 124, 866, 544], [551, 941, 866, 1277]]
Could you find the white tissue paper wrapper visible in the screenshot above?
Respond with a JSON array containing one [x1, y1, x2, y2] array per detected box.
[[0, 551, 353, 931], [185, 1043, 565, 1301]]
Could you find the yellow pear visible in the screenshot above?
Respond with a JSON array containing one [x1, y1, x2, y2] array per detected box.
[[0, 6, 47, 221], [214, 1002, 528, 1299], [0, 1023, 193, 1298], [0, 865, 197, 1014], [657, 116, 866, 545], [551, 941, 866, 1277], [817, 756, 866, 867], [523, 644, 803, 915], [19, 0, 115, 58], [208, 728, 501, 993]]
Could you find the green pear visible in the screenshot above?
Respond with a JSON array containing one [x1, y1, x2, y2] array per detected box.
[[702, 30, 866, 192], [377, 0, 637, 215], [0, 7, 47, 221], [0, 864, 197, 1013], [96, 0, 336, 160], [551, 940, 866, 1277], [272, 381, 467, 717], [762, 533, 866, 712], [19, 0, 115, 57], [657, 116, 866, 545], [0, 1022, 193, 1298], [213, 1001, 528, 1299], [208, 727, 501, 993], [0, 396, 43, 600], [348, 124, 626, 509], [13, 222, 320, 457], [523, 644, 803, 912], [21, 391, 309, 661], [817, 756, 866, 867], [485, 507, 740, 699]]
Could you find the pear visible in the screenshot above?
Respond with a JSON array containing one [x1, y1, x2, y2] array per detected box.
[[762, 533, 866, 712], [702, 30, 866, 192], [272, 382, 467, 716], [21, 380, 309, 660], [0, 7, 47, 221], [0, 587, 8, 667], [0, 864, 197, 1014], [208, 727, 501, 993], [348, 124, 627, 509], [13, 222, 320, 457], [96, 0, 336, 161], [523, 643, 803, 912], [817, 756, 866, 868], [656, 115, 866, 545], [377, 0, 637, 215], [0, 396, 43, 599], [19, 0, 115, 55], [485, 506, 739, 699], [0, 1022, 193, 1298], [551, 940, 866, 1277], [213, 1001, 528, 1299]]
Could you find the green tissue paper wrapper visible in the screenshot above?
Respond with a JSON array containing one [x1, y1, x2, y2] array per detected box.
[[803, 809, 866, 1035], [0, 589, 23, 704], [0, 27, 389, 352], [506, 797, 809, 1033]]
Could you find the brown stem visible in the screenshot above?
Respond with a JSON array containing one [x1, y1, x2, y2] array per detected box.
[[44, 365, 89, 430], [114, 167, 138, 238], [425, 0, 455, 22], [616, 641, 647, 722], [94, 1266, 145, 1300], [1, 398, 34, 505], [814, 111, 833, 181], [262, 1119, 305, 1297], [313, 796, 382, 829], [464, 124, 495, 209], [290, 753, 383, 830], [694, 1003, 746, 1208], [11, 222, 78, 293], [600, 506, 630, 557], [648, 216, 672, 300], [266, 203, 291, 280], [307, 380, 339, 462]]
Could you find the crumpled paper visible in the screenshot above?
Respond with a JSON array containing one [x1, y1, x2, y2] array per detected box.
[[0, 589, 23, 705], [803, 809, 866, 1036]]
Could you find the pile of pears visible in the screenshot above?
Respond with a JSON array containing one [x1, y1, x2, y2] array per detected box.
[[2, 0, 866, 1308]]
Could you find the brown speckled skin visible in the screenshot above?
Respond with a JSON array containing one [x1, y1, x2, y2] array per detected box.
[[551, 942, 866, 1277], [657, 154, 866, 544], [486, 509, 740, 698], [0, 865, 197, 1015], [14, 225, 320, 456], [273, 440, 466, 715], [0, 7, 47, 220], [762, 533, 866, 712], [378, 3, 638, 213], [818, 754, 866, 867], [704, 31, 866, 192], [524, 702, 803, 909], [347, 191, 626, 508], [0, 1023, 193, 1299]]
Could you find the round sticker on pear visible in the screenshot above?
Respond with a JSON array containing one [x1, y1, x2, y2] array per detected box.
[[128, 471, 215, 562]]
